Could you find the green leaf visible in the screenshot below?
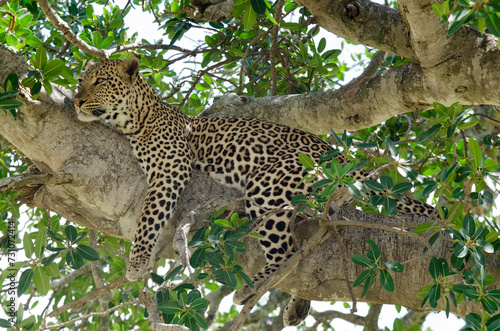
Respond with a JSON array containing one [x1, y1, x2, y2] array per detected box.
[[4, 73, 19, 92], [249, 232, 265, 239], [476, 239, 494, 253], [34, 47, 47, 69], [43, 263, 59, 277], [364, 180, 383, 192], [223, 269, 237, 288], [23, 232, 34, 259], [317, 37, 326, 53], [190, 298, 208, 311], [380, 270, 394, 292], [76, 244, 100, 261], [463, 215, 476, 238], [465, 313, 481, 330], [385, 261, 404, 273], [361, 274, 375, 298], [298, 153, 315, 169], [19, 315, 36, 329], [351, 254, 374, 267], [65, 225, 78, 243], [190, 248, 206, 268], [366, 240, 381, 262], [42, 59, 66, 79], [468, 138, 482, 170], [353, 269, 371, 287], [243, 6, 257, 31], [165, 265, 184, 281], [0, 98, 23, 110], [393, 318, 403, 331], [392, 182, 413, 194], [194, 313, 208, 329], [428, 283, 441, 308], [18, 268, 33, 297], [383, 197, 397, 215], [0, 319, 11, 328], [158, 301, 183, 314], [454, 242, 468, 258], [428, 256, 440, 279], [250, 0, 266, 15], [485, 11, 500, 36], [32, 266, 50, 295], [34, 229, 47, 258], [418, 124, 441, 142], [385, 137, 398, 157]]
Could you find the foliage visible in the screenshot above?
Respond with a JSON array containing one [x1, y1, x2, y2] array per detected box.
[[432, 0, 500, 41], [0, 0, 500, 330]]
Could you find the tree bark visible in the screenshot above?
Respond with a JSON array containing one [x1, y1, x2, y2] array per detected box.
[[0, 44, 497, 319]]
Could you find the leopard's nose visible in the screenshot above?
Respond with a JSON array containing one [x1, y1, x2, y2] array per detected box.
[[74, 99, 86, 108]]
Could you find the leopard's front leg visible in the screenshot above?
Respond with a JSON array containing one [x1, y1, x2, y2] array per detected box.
[[126, 171, 192, 281]]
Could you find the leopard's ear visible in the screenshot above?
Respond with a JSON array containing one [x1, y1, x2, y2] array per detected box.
[[85, 59, 95, 70], [118, 57, 140, 85]]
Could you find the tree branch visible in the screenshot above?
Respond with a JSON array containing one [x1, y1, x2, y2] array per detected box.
[[297, 0, 412, 57], [48, 276, 128, 317], [37, 0, 110, 59], [0, 172, 73, 193]]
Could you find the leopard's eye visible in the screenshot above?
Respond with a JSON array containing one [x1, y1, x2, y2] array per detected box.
[[94, 77, 106, 86]]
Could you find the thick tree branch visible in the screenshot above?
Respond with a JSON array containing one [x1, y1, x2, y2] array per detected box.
[[398, 0, 450, 67], [208, 50, 500, 134], [297, 0, 412, 57]]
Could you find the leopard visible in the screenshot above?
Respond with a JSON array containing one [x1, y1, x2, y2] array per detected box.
[[74, 57, 437, 326]]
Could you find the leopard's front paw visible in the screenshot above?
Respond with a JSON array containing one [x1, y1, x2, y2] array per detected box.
[[126, 256, 150, 281], [233, 284, 257, 305]]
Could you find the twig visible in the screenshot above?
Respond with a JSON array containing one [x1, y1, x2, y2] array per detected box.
[[51, 262, 101, 291], [89, 230, 112, 331], [0, 10, 15, 30], [322, 217, 432, 253], [38, 300, 140, 330], [38, 0, 110, 58], [48, 276, 128, 317], [270, 0, 286, 95]]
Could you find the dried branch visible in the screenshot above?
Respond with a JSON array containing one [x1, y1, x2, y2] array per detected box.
[[48, 276, 128, 317], [38, 299, 140, 330], [307, 308, 367, 330]]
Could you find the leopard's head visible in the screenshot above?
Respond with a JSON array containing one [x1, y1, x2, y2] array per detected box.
[[74, 57, 143, 134]]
